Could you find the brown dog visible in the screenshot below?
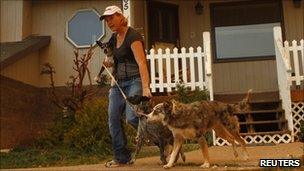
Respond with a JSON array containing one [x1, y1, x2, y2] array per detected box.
[[146, 90, 252, 169]]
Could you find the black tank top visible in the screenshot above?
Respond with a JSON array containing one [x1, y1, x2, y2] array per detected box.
[[109, 27, 144, 80]]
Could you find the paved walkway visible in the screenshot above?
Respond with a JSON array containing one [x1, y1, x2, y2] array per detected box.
[[3, 142, 303, 171]]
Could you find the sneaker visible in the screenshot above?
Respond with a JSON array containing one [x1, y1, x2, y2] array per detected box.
[[105, 160, 134, 168], [105, 160, 120, 168]]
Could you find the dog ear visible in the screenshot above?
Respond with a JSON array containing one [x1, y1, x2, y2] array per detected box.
[[127, 95, 152, 114], [171, 99, 177, 104], [171, 99, 180, 113], [96, 40, 105, 48], [163, 101, 173, 114], [163, 101, 171, 122], [127, 95, 142, 105], [141, 96, 151, 102], [163, 101, 171, 109]]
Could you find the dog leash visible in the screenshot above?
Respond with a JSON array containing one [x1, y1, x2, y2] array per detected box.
[[102, 63, 128, 100], [102, 64, 146, 117]]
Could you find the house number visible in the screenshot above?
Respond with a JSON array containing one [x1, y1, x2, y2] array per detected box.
[[123, 0, 129, 10]]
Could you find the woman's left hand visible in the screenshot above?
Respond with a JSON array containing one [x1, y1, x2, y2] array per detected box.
[[142, 87, 152, 98]]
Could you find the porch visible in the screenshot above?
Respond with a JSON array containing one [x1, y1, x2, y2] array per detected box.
[[146, 26, 303, 145]]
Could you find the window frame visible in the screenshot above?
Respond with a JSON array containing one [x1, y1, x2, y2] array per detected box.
[[66, 8, 105, 49], [210, 0, 285, 63]]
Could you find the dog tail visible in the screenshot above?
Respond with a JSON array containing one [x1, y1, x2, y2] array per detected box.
[[238, 89, 253, 111], [218, 90, 252, 134], [244, 89, 252, 103]]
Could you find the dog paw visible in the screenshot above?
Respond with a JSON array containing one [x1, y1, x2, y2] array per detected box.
[[163, 164, 173, 169], [160, 160, 167, 165], [200, 162, 210, 168]]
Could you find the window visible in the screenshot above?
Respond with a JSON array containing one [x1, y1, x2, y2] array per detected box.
[[215, 23, 280, 59], [210, 1, 283, 62], [66, 9, 105, 48], [148, 1, 179, 48]]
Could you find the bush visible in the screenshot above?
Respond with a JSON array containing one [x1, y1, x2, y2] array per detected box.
[[34, 98, 110, 153], [63, 98, 112, 154], [34, 110, 75, 149], [175, 82, 210, 103], [35, 96, 138, 155]]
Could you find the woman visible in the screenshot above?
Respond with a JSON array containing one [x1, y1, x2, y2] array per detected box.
[[100, 5, 152, 167]]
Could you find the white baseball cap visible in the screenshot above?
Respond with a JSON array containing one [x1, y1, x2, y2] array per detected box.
[[100, 5, 123, 20]]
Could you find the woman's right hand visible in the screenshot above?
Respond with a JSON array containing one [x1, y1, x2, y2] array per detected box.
[[142, 87, 152, 98]]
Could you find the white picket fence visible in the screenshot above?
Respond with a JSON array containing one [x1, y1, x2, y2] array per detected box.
[[284, 40, 304, 87], [147, 32, 213, 100], [274, 26, 304, 141], [274, 27, 304, 87]]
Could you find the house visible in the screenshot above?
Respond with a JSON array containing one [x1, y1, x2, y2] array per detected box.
[[0, 0, 303, 149]]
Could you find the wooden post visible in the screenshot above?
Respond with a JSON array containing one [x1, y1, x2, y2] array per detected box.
[[203, 32, 213, 101]]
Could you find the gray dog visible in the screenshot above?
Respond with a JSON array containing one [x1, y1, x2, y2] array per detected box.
[[127, 95, 186, 165]]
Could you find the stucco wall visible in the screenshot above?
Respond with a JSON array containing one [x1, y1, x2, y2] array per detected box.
[[1, 52, 41, 86], [0, 0, 23, 42]]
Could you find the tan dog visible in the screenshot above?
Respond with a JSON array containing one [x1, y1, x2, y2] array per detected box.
[[146, 90, 252, 169]]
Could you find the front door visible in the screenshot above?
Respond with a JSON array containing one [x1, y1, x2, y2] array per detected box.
[[147, 0, 180, 50]]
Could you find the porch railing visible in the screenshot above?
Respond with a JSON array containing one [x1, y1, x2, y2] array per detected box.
[[273, 26, 304, 138], [147, 32, 213, 100], [284, 39, 304, 87]]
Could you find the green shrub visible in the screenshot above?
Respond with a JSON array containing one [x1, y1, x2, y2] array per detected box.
[[35, 96, 137, 154], [35, 110, 75, 149], [175, 82, 209, 103], [63, 98, 112, 154]]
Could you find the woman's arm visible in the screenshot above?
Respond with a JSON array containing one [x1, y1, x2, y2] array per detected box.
[[131, 41, 152, 97]]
